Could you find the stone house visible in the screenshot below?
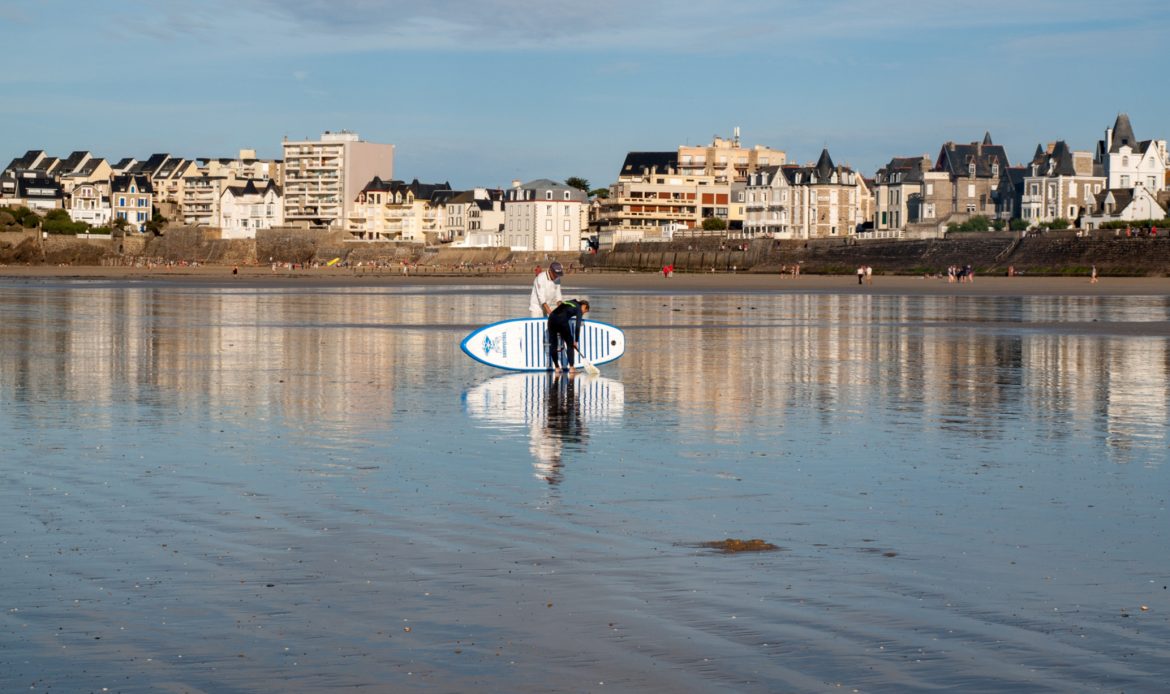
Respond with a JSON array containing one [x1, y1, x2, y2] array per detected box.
[[1021, 141, 1104, 227]]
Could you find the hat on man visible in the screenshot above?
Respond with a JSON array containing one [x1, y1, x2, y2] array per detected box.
[[549, 261, 564, 276]]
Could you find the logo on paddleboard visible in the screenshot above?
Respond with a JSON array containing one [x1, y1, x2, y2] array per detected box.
[[481, 332, 506, 358]]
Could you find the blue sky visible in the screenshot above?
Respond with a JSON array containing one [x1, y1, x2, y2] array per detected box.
[[3, 0, 1169, 189]]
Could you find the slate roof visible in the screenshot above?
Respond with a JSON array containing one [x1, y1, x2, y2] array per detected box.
[[5, 150, 44, 172], [224, 179, 280, 197], [1109, 113, 1137, 153], [619, 151, 678, 177], [934, 134, 1010, 179], [777, 149, 855, 185], [58, 151, 89, 174], [1030, 141, 1079, 176], [874, 156, 930, 184], [111, 158, 136, 172], [111, 174, 154, 194], [129, 154, 169, 176]]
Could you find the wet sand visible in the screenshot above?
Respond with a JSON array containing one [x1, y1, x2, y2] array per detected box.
[[2, 264, 1168, 296]]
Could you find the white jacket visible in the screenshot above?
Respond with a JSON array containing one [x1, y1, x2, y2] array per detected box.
[[529, 272, 562, 317]]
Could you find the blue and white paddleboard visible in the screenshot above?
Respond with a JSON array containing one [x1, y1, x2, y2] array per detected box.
[[460, 318, 625, 371]]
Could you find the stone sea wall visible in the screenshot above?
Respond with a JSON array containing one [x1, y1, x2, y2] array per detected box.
[[4, 227, 1169, 276]]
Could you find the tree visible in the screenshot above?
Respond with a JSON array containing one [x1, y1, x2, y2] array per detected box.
[[145, 210, 168, 235], [1049, 217, 1071, 230], [1009, 218, 1029, 231], [111, 216, 130, 235], [701, 217, 727, 231], [589, 188, 610, 199], [565, 176, 590, 192]]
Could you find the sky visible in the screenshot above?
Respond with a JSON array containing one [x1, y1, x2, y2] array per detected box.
[[3, 0, 1169, 190]]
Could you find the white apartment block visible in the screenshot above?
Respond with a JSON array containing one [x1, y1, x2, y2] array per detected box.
[[446, 189, 505, 247], [503, 179, 588, 252], [282, 131, 394, 229]]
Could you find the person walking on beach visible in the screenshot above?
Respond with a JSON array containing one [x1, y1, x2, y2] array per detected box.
[[865, 265, 873, 285], [547, 298, 590, 374], [857, 266, 865, 285], [1091, 264, 1099, 284], [530, 261, 564, 318]]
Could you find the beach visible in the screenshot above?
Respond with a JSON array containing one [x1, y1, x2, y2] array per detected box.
[[2, 263, 1168, 296], [2, 266, 1168, 692]]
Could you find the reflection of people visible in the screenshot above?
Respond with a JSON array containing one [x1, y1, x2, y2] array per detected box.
[[532, 372, 588, 485], [529, 261, 563, 317], [547, 299, 589, 374]]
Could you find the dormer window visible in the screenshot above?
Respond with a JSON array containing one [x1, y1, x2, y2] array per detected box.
[[545, 191, 553, 200], [563, 191, 570, 200], [968, 163, 976, 176], [991, 163, 999, 176]]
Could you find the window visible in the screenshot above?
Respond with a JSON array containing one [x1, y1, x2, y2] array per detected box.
[[563, 219, 570, 231], [118, 197, 126, 207], [925, 183, 933, 195], [545, 219, 552, 231], [545, 191, 553, 200], [1121, 175, 1130, 186], [563, 191, 570, 200]]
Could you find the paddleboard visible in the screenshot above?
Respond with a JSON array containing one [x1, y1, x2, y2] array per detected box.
[[461, 318, 625, 371]]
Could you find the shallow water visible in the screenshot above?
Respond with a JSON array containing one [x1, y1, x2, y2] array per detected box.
[[1, 281, 1168, 692]]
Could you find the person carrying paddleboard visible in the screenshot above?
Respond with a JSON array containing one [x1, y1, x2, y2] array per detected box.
[[529, 261, 564, 318], [547, 299, 590, 374]]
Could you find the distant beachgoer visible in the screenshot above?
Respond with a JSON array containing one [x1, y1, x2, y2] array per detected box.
[[1091, 265, 1098, 284], [547, 298, 590, 374], [865, 265, 873, 285], [857, 266, 864, 285], [530, 261, 564, 318]]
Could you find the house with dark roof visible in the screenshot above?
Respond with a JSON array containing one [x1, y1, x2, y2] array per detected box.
[[871, 155, 931, 234], [1083, 186, 1167, 230], [743, 149, 870, 239], [219, 179, 282, 239], [503, 179, 589, 251], [111, 175, 153, 232], [1094, 113, 1167, 193], [1020, 141, 1104, 227], [445, 188, 506, 247], [346, 177, 453, 243], [925, 133, 1011, 222]]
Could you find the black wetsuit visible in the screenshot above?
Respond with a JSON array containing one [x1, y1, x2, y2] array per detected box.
[[547, 300, 585, 369]]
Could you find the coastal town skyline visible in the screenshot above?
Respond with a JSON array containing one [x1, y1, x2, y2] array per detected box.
[[4, 1, 1170, 188]]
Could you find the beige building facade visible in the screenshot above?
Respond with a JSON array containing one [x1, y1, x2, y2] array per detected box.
[[283, 131, 394, 229], [1021, 142, 1104, 226]]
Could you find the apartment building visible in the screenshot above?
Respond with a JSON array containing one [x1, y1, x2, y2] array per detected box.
[[503, 179, 589, 252], [1095, 113, 1167, 192], [282, 131, 394, 229], [677, 129, 786, 182], [1021, 141, 1104, 226], [744, 150, 867, 239], [920, 133, 1011, 224], [596, 152, 731, 245], [346, 177, 453, 243]]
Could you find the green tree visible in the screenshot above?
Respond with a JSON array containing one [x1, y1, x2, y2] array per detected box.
[[701, 217, 727, 231], [1049, 217, 1071, 230], [565, 176, 590, 192], [1009, 218, 1029, 231], [589, 188, 610, 199], [145, 210, 168, 235]]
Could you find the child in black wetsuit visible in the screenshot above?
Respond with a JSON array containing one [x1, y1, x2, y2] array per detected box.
[[547, 299, 590, 373]]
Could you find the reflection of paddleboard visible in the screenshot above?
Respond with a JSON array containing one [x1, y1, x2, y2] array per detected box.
[[463, 372, 625, 426], [461, 318, 625, 371]]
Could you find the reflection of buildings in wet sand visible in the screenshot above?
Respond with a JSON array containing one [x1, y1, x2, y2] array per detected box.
[[0, 288, 518, 436], [620, 294, 1169, 452], [463, 372, 625, 484]]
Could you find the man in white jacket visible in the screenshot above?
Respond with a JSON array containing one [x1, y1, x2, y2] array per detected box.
[[529, 261, 564, 318]]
